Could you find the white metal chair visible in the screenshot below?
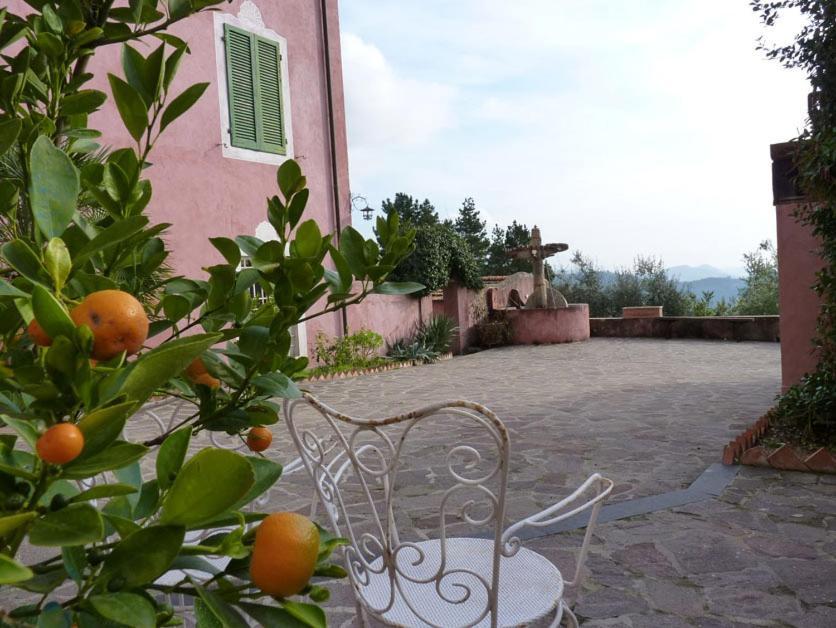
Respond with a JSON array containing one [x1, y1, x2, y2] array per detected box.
[[285, 394, 613, 627]]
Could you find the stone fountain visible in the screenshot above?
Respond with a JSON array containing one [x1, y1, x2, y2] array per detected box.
[[501, 225, 590, 343]]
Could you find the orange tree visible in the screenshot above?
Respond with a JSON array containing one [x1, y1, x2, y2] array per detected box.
[[0, 1, 419, 625]]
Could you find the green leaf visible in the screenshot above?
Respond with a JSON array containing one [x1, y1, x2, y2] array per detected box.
[[35, 603, 70, 627], [63, 441, 148, 479], [44, 238, 71, 292], [89, 593, 156, 628], [277, 159, 303, 197], [77, 401, 138, 458], [209, 236, 241, 267], [294, 220, 322, 258], [251, 372, 301, 399], [0, 512, 36, 536], [281, 601, 327, 628], [120, 333, 222, 404], [61, 546, 86, 584], [31, 284, 75, 340], [1, 239, 48, 284], [190, 580, 249, 628], [169, 0, 193, 20], [0, 554, 33, 585], [28, 136, 80, 239], [156, 426, 191, 490], [239, 603, 308, 628], [194, 598, 224, 628], [100, 525, 185, 589], [373, 281, 425, 295], [159, 448, 254, 527], [160, 82, 209, 132], [339, 227, 368, 278], [0, 118, 21, 156], [107, 74, 149, 142], [2, 415, 39, 449], [29, 504, 104, 546], [70, 483, 138, 503], [161, 293, 191, 322], [73, 215, 150, 266], [0, 278, 28, 298], [233, 456, 282, 510], [60, 89, 107, 116], [103, 513, 140, 538]]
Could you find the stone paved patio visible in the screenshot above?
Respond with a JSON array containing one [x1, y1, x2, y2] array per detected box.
[[270, 338, 834, 626], [9, 338, 836, 626]]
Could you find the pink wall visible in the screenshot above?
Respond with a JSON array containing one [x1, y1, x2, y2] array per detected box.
[[347, 294, 433, 352], [776, 200, 824, 391], [505, 305, 590, 344], [7, 0, 351, 355]]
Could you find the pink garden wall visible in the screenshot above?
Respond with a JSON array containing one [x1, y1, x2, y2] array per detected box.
[[775, 200, 824, 391], [347, 294, 433, 350], [7, 0, 352, 355], [771, 142, 826, 391]]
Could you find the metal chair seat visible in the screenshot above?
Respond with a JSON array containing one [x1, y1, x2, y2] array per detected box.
[[363, 537, 563, 627]]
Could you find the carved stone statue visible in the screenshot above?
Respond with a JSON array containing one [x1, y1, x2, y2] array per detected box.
[[506, 226, 569, 309]]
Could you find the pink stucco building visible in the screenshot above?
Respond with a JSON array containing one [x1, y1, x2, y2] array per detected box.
[[10, 0, 355, 355]]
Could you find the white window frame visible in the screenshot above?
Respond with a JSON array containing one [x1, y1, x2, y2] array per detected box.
[[213, 1, 295, 165]]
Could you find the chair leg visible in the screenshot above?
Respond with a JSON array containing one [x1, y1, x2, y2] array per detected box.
[[353, 597, 366, 627], [561, 603, 579, 628]]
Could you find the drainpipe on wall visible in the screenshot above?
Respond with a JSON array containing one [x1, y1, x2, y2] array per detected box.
[[319, 0, 349, 337]]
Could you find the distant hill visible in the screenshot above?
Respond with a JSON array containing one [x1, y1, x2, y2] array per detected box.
[[682, 277, 744, 305], [667, 264, 744, 281]]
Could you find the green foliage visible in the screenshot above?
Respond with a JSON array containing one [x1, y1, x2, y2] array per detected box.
[[735, 241, 779, 315], [381, 193, 438, 227], [454, 197, 490, 271], [554, 252, 695, 317], [753, 0, 836, 441], [313, 328, 384, 370], [0, 1, 419, 623], [413, 315, 457, 355], [385, 215, 483, 295], [387, 316, 457, 363]]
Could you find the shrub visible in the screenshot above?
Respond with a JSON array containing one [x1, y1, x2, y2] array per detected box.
[[314, 329, 384, 369], [475, 312, 514, 348], [387, 338, 440, 364], [414, 316, 457, 354]]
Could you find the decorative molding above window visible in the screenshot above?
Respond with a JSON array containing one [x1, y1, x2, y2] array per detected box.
[[213, 2, 294, 165]]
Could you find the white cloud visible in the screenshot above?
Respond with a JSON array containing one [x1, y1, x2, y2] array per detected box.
[[340, 1, 811, 267], [341, 33, 455, 151]]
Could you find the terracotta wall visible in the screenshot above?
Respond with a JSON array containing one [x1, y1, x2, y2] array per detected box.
[[6, 0, 351, 355], [775, 200, 824, 390], [506, 305, 590, 344]]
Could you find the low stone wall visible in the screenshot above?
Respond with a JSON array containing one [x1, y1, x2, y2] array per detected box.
[[590, 316, 780, 342], [506, 304, 591, 344]]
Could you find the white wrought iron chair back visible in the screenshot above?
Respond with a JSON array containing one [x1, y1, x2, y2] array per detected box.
[[285, 393, 613, 628]]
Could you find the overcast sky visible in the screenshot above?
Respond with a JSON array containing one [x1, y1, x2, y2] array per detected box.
[[338, 1, 809, 271]]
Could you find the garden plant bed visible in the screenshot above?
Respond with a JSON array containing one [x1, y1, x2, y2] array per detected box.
[[300, 353, 453, 383], [723, 410, 836, 473]]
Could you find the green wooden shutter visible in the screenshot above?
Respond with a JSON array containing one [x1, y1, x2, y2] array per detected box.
[[224, 24, 287, 155], [224, 24, 258, 150], [254, 35, 286, 155]]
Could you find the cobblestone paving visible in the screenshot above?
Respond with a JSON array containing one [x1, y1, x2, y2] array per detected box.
[[10, 338, 836, 627], [275, 339, 833, 627]]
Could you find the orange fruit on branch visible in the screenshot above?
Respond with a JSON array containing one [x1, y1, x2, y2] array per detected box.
[[70, 290, 149, 361], [246, 426, 273, 452], [250, 512, 320, 597], [27, 319, 52, 347], [185, 357, 220, 389], [36, 423, 84, 465]]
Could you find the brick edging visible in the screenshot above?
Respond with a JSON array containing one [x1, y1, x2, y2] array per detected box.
[[300, 353, 453, 383], [722, 413, 836, 474]]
